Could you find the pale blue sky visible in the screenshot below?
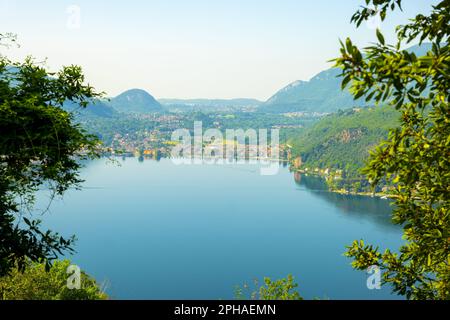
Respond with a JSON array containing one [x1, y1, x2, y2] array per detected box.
[[0, 0, 436, 100]]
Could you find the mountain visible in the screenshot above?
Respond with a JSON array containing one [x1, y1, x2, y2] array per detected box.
[[406, 43, 432, 56], [260, 43, 433, 114], [63, 99, 116, 118], [259, 68, 355, 113], [288, 105, 399, 176], [110, 89, 163, 113], [159, 98, 262, 112]]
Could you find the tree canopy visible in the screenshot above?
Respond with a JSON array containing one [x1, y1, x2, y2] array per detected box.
[[0, 260, 107, 300], [0, 33, 101, 276], [334, 0, 450, 299]]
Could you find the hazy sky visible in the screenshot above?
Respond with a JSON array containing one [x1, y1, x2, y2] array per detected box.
[[0, 0, 436, 100]]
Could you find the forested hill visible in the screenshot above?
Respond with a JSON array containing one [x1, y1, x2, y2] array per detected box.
[[110, 89, 163, 113], [288, 105, 399, 176], [260, 43, 432, 114], [63, 99, 116, 118], [259, 68, 355, 114]]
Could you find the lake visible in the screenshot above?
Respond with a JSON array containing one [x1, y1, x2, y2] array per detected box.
[[37, 158, 404, 300]]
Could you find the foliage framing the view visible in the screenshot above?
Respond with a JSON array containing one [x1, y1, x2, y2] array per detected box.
[[0, 259, 107, 300], [0, 33, 102, 276], [235, 274, 303, 300], [334, 0, 449, 299]]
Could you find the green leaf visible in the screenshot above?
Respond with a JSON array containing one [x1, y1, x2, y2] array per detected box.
[[376, 29, 385, 45]]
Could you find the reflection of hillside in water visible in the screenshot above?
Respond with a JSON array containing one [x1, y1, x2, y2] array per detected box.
[[294, 173, 400, 230]]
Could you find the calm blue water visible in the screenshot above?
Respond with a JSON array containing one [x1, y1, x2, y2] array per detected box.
[[37, 158, 403, 300]]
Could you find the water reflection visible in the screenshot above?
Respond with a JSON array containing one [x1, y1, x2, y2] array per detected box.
[[294, 173, 399, 230]]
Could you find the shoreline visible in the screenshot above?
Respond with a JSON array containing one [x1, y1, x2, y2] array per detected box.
[[292, 169, 392, 199]]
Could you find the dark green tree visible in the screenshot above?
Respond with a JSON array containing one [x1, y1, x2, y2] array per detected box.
[[0, 33, 101, 276], [334, 1, 449, 299]]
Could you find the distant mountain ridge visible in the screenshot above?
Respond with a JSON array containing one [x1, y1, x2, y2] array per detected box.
[[66, 44, 431, 117], [63, 99, 116, 118], [110, 89, 163, 114], [159, 98, 263, 110], [259, 43, 432, 114], [259, 68, 355, 113]]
